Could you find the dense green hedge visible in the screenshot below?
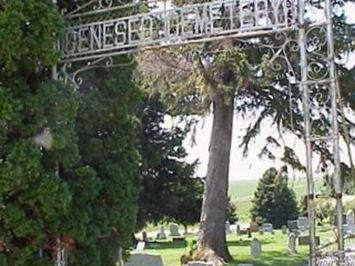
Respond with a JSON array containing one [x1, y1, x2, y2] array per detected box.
[[0, 1, 140, 265]]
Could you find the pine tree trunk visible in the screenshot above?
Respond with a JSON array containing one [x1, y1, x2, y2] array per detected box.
[[197, 90, 234, 263]]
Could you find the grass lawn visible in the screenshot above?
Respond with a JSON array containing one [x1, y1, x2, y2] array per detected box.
[[145, 229, 334, 266], [141, 179, 332, 265], [226, 231, 308, 266]]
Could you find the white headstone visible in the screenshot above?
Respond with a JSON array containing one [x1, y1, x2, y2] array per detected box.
[[157, 226, 167, 239], [169, 223, 181, 236], [297, 217, 309, 232], [261, 223, 273, 233], [347, 210, 355, 225], [250, 238, 261, 257], [125, 252, 164, 266], [344, 210, 355, 235], [136, 241, 145, 251], [281, 225, 288, 234], [286, 233, 297, 255], [225, 221, 231, 234]]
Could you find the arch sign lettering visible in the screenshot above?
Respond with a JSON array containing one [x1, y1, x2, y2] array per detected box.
[[60, 0, 297, 62], [57, 1, 350, 266]]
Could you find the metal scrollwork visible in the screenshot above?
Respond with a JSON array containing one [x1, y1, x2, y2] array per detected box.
[[61, 0, 127, 18], [308, 84, 333, 139], [257, 31, 299, 75], [305, 26, 329, 81], [58, 56, 134, 89], [93, 0, 114, 10]]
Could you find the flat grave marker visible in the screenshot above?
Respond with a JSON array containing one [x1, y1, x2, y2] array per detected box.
[[125, 252, 163, 266]]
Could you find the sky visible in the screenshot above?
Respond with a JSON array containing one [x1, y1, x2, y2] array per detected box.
[[182, 114, 304, 180], [178, 3, 355, 181]]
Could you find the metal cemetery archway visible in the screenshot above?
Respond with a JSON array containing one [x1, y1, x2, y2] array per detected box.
[[56, 0, 349, 265]]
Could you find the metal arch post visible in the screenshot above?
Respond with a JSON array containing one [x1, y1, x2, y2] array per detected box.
[[325, 0, 345, 264], [298, 0, 317, 265], [52, 0, 58, 81], [52, 4, 67, 266]]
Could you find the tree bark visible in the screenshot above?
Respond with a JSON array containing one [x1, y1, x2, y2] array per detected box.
[[197, 90, 234, 263]]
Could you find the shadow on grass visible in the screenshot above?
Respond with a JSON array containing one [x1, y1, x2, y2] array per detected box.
[[146, 241, 186, 250], [228, 239, 275, 247], [148, 238, 280, 250], [229, 251, 308, 266]]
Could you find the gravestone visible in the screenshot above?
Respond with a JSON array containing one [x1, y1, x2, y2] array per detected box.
[[172, 237, 186, 244], [287, 220, 299, 233], [125, 252, 164, 266], [334, 213, 347, 226], [347, 210, 355, 225], [157, 226, 167, 239], [281, 225, 288, 234], [236, 224, 241, 236], [286, 233, 297, 255], [297, 217, 309, 232], [250, 238, 261, 257], [136, 241, 145, 251], [261, 223, 273, 234], [169, 223, 181, 236], [344, 210, 355, 235], [226, 221, 231, 234], [187, 262, 213, 266], [298, 235, 320, 246], [250, 222, 259, 233]]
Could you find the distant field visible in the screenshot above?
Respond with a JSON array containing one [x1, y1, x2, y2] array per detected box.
[[228, 178, 324, 221]]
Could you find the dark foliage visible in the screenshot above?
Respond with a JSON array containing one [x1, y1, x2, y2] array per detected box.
[[251, 167, 299, 229], [136, 96, 203, 230]]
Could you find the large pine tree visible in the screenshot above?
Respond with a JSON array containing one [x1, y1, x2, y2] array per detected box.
[[136, 95, 203, 231], [251, 167, 299, 229]]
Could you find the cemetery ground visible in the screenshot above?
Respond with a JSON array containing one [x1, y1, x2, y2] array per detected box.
[[136, 178, 332, 265], [144, 228, 333, 266]]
